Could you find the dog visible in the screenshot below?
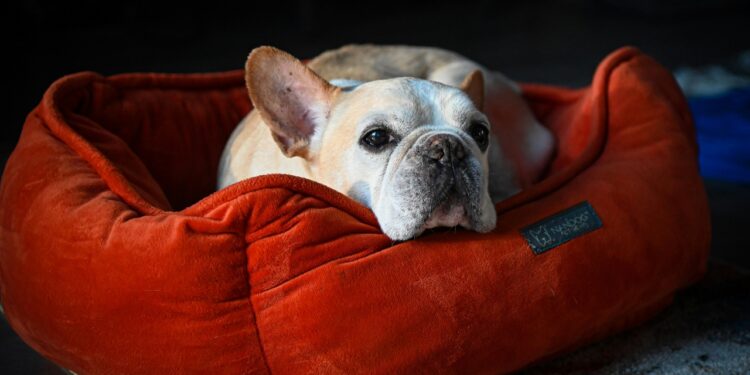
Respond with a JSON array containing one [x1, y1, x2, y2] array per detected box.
[[218, 45, 554, 240]]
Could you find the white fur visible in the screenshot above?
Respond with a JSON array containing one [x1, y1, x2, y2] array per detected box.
[[218, 45, 555, 240]]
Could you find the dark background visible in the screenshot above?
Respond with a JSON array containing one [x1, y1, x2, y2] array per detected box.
[[4, 0, 749, 154], [2, 0, 749, 372]]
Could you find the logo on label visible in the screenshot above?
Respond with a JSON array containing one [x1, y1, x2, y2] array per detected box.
[[520, 201, 603, 255]]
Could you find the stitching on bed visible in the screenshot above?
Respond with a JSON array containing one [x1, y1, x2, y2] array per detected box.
[[242, 226, 273, 375]]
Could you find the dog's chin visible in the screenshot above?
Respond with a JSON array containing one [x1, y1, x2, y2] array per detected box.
[[420, 195, 472, 231], [376, 190, 495, 240]]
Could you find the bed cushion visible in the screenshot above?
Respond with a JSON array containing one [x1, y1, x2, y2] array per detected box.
[[0, 47, 710, 374]]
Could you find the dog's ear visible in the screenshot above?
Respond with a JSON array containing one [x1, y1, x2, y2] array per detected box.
[[245, 46, 339, 158], [460, 70, 484, 111]]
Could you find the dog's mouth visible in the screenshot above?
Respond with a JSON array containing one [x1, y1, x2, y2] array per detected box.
[[419, 162, 482, 232], [421, 189, 472, 230]]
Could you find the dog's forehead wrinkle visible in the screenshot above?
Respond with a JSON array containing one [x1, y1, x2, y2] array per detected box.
[[402, 78, 477, 129], [342, 77, 476, 133]]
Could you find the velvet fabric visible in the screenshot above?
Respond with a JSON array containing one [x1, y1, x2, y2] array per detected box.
[[0, 47, 710, 374]]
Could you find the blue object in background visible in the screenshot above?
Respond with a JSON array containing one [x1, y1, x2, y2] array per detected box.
[[689, 87, 750, 184]]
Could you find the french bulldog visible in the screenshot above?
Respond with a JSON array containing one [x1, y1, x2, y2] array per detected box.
[[218, 45, 554, 240]]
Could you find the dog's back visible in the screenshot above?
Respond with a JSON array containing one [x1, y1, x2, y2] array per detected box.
[[308, 44, 467, 82]]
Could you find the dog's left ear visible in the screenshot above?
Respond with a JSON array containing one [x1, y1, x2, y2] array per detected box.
[[245, 46, 339, 158], [460, 70, 484, 111]]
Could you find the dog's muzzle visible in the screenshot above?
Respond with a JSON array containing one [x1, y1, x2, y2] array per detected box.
[[377, 130, 493, 240], [418, 133, 483, 230]]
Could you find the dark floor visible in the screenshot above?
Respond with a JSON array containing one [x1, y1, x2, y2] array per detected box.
[[523, 260, 750, 374], [2, 0, 749, 373]]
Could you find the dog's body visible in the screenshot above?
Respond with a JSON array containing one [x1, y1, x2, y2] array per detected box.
[[218, 45, 554, 240]]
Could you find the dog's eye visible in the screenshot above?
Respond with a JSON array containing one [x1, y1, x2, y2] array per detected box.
[[361, 128, 393, 151], [468, 121, 489, 151]]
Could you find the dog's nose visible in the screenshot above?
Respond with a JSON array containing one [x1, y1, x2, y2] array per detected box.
[[427, 134, 466, 163]]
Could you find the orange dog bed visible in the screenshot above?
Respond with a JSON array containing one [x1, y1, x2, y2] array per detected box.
[[0, 47, 710, 374]]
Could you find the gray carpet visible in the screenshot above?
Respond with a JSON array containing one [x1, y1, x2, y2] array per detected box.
[[524, 261, 750, 374]]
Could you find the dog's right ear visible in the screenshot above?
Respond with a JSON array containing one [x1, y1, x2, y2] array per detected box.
[[460, 70, 484, 111], [245, 46, 338, 158]]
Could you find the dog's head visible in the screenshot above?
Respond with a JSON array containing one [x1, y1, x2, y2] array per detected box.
[[246, 46, 517, 240]]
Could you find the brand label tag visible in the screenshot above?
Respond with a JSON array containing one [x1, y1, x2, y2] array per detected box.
[[520, 201, 603, 255]]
